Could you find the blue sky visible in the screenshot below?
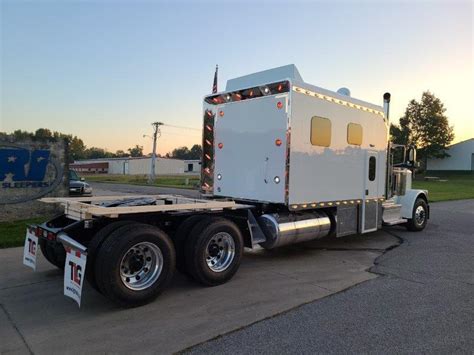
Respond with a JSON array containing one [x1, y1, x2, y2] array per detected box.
[[1, 0, 472, 155]]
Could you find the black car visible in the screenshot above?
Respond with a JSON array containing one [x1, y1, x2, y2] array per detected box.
[[69, 170, 92, 196]]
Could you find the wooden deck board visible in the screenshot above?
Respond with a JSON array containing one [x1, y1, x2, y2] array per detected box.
[[39, 195, 243, 219]]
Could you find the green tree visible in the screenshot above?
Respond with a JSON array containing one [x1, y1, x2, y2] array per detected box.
[[128, 145, 143, 157], [67, 136, 87, 161], [12, 130, 34, 140], [115, 150, 129, 157], [395, 91, 454, 168], [171, 146, 190, 159], [189, 144, 202, 159], [34, 128, 53, 140], [170, 145, 202, 160]]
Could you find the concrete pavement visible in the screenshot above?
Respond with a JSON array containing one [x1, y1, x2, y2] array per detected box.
[[0, 230, 398, 354]]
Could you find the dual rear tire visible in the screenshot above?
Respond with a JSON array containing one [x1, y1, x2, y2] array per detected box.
[[93, 223, 175, 307], [39, 239, 66, 269], [183, 217, 243, 286], [86, 217, 243, 307]]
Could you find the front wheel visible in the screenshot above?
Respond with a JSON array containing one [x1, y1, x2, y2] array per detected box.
[[185, 217, 243, 286], [406, 198, 428, 231]]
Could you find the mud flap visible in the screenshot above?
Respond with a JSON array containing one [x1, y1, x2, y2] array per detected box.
[[23, 227, 38, 270], [64, 247, 87, 307]]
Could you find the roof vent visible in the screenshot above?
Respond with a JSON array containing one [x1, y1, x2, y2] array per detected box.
[[337, 87, 351, 97]]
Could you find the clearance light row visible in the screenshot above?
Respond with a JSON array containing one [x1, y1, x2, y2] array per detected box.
[[205, 80, 290, 105], [292, 86, 385, 117], [290, 197, 385, 210]]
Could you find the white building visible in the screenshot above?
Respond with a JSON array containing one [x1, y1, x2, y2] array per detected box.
[[427, 138, 474, 172], [184, 160, 201, 174], [72, 157, 186, 175]]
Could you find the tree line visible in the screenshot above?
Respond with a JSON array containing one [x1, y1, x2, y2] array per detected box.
[[1, 128, 202, 162]]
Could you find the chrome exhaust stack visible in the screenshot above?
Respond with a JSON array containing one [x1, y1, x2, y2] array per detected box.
[[258, 211, 331, 249], [384, 92, 392, 200], [383, 92, 391, 121]]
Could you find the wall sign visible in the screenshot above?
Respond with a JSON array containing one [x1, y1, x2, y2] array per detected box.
[[0, 143, 64, 204]]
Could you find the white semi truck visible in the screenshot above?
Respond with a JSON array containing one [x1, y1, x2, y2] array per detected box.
[[23, 65, 429, 307]]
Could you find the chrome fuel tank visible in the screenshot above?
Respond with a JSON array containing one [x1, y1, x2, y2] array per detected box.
[[258, 211, 331, 249]]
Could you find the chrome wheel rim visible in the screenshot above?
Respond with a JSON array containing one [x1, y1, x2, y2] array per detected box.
[[415, 205, 426, 225], [205, 232, 235, 272], [120, 242, 163, 291]]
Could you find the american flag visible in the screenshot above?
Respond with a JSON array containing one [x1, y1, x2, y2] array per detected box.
[[212, 64, 218, 93]]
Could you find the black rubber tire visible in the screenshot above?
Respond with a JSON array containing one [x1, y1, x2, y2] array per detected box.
[[184, 217, 243, 287], [39, 239, 66, 269], [94, 223, 176, 307], [173, 215, 210, 274], [86, 220, 137, 292], [406, 198, 428, 231]]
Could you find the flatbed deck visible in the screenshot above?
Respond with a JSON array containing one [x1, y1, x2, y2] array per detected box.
[[40, 195, 246, 220]]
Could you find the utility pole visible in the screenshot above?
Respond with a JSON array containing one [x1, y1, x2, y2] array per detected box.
[[148, 122, 163, 184]]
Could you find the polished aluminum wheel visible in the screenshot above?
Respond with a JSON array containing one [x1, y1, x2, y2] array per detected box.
[[120, 242, 163, 291], [415, 205, 426, 225], [205, 232, 235, 272]]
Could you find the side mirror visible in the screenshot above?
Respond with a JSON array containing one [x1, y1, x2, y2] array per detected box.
[[80, 177, 85, 181], [408, 147, 416, 163]]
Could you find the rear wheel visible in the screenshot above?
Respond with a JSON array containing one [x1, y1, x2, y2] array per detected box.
[[173, 215, 210, 274], [39, 239, 66, 269], [406, 197, 428, 231], [86, 220, 137, 292], [94, 224, 175, 307], [185, 218, 243, 286]]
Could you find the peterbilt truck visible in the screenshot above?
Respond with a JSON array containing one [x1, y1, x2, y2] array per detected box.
[[23, 65, 429, 307]]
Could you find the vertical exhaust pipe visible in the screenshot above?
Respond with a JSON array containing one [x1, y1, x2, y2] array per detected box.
[[384, 92, 392, 199], [383, 92, 391, 121]]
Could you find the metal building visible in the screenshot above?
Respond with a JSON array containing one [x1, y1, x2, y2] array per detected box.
[[71, 157, 186, 175], [184, 160, 201, 174], [427, 138, 474, 172]]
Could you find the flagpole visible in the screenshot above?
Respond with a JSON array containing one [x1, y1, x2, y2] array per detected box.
[[212, 64, 218, 94]]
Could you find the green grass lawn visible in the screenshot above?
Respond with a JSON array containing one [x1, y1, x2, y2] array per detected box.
[[0, 217, 50, 249], [413, 174, 474, 202], [86, 174, 200, 189]]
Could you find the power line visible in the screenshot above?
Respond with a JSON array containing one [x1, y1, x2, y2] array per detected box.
[[159, 131, 201, 137], [162, 123, 201, 131]]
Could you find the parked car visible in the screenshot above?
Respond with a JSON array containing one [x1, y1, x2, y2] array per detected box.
[[69, 170, 92, 196]]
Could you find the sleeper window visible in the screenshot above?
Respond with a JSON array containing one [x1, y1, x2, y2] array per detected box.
[[369, 156, 376, 181], [310, 117, 331, 147], [347, 123, 363, 145]]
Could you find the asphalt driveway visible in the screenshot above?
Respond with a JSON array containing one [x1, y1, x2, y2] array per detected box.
[[188, 199, 474, 354]]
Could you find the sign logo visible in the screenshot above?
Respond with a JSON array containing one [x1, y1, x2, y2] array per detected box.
[[1, 144, 63, 204], [27, 236, 37, 256], [69, 260, 83, 286]]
